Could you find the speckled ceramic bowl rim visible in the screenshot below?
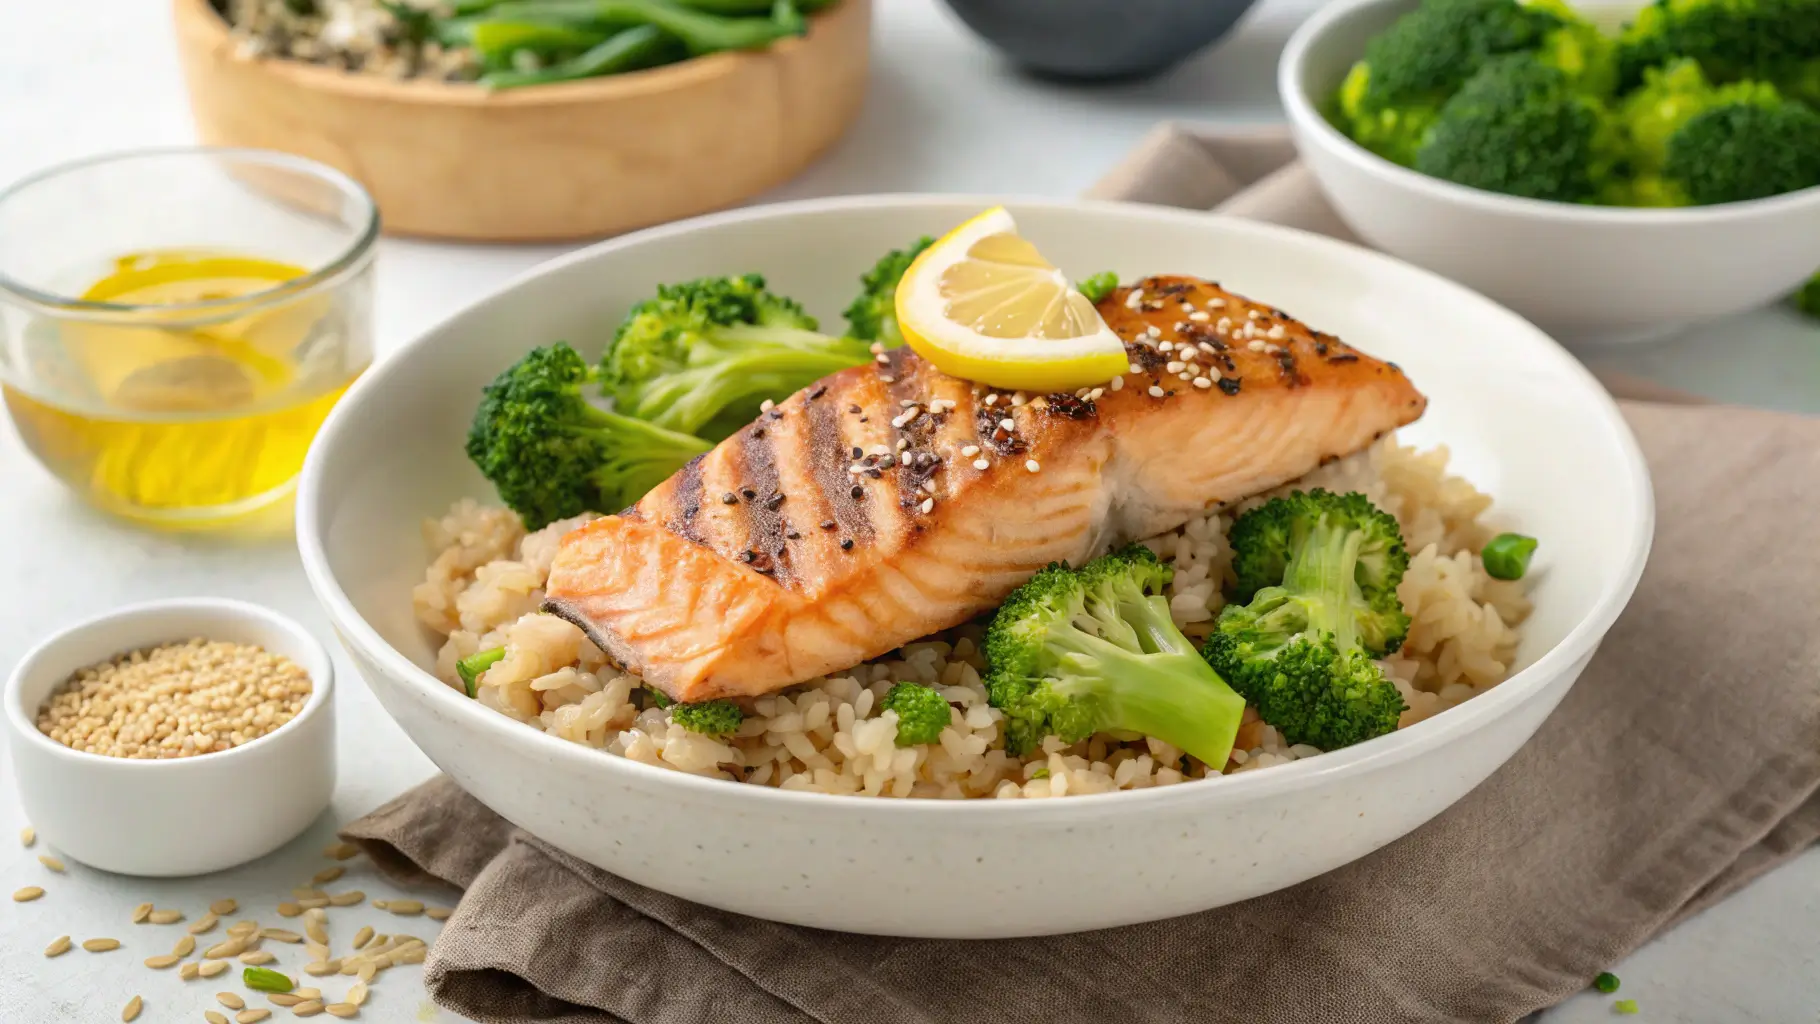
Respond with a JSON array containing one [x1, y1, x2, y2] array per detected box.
[[1279, 0, 1820, 225], [297, 193, 1653, 820], [2, 597, 335, 770]]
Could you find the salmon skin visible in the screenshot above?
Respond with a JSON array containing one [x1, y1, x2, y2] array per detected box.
[[544, 275, 1427, 702]]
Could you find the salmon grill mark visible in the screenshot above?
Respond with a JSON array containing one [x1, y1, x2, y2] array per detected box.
[[736, 426, 789, 583], [1128, 343, 1167, 371], [975, 405, 1026, 457], [669, 454, 707, 542], [807, 387, 874, 544], [1043, 393, 1096, 420]]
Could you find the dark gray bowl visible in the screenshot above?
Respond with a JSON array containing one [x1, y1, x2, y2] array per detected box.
[[938, 0, 1262, 82]]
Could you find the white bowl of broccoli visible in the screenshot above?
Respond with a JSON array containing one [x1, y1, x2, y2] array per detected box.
[[1280, 0, 1820, 342], [297, 195, 1652, 937]]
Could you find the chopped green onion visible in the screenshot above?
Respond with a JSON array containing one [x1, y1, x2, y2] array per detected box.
[[646, 687, 674, 709], [1614, 998, 1639, 1015], [1030, 767, 1051, 780], [1481, 532, 1538, 580], [456, 647, 507, 698], [1593, 972, 1620, 994], [1077, 271, 1119, 304], [243, 967, 295, 993]]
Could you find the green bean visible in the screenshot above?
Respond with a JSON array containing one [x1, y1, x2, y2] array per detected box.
[[479, 25, 683, 87], [477, 0, 804, 56], [470, 20, 614, 60]]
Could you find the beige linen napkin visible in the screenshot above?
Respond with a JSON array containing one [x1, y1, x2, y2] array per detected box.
[[342, 126, 1820, 1024]]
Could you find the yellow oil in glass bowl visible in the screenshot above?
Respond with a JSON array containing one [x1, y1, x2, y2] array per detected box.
[[2, 249, 367, 524]]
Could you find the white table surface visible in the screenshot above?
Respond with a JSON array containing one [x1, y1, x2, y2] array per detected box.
[[2, 1, 1817, 1021]]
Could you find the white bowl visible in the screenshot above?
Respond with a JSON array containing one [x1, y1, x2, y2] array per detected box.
[[298, 195, 1652, 938], [4, 598, 337, 876], [1279, 0, 1820, 344]]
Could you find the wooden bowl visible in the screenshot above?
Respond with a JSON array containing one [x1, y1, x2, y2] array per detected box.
[[171, 0, 871, 242]]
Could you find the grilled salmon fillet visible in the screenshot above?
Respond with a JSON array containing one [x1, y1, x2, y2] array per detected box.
[[545, 275, 1427, 702]]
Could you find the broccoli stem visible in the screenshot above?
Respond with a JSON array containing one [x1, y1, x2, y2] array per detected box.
[[578, 404, 714, 504], [1048, 634, 1247, 771], [479, 24, 678, 87], [1282, 518, 1366, 651], [626, 331, 872, 437]]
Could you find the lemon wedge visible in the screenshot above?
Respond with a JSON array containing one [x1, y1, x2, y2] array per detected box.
[[894, 207, 1129, 392]]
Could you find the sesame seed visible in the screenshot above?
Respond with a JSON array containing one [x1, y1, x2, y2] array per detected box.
[[875, 353, 891, 364], [210, 899, 237, 916], [1025, 460, 1041, 473], [1178, 372, 1192, 381], [878, 375, 895, 383], [1165, 361, 1185, 374], [82, 938, 121, 952], [919, 498, 934, 514], [38, 854, 64, 872], [1247, 340, 1267, 352], [998, 418, 1015, 431], [1011, 393, 1027, 406], [1248, 310, 1261, 319], [1208, 298, 1226, 308], [1216, 317, 1232, 333], [820, 519, 835, 529], [1267, 324, 1287, 340], [14, 887, 44, 902], [984, 393, 998, 406], [1110, 376, 1124, 391], [1147, 385, 1165, 398], [122, 996, 143, 1023], [869, 342, 885, 355], [960, 445, 980, 457], [759, 399, 774, 412], [1158, 340, 1174, 352], [44, 936, 71, 957], [972, 458, 990, 470], [1188, 311, 1210, 322], [1089, 388, 1105, 400], [1125, 290, 1144, 309], [896, 438, 908, 451], [20, 827, 35, 847], [1128, 363, 1143, 374], [35, 640, 311, 759], [323, 842, 360, 860], [1193, 377, 1213, 389], [1146, 325, 1162, 339]]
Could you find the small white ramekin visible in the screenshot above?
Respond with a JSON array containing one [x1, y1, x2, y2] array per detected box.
[[4, 598, 337, 877]]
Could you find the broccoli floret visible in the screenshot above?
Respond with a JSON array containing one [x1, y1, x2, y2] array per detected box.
[[1414, 54, 1625, 202], [1525, 0, 1620, 96], [601, 274, 874, 442], [670, 698, 744, 736], [879, 682, 953, 746], [1617, 0, 1820, 91], [1203, 491, 1411, 752], [1795, 271, 1820, 317], [465, 342, 712, 528], [1618, 61, 1820, 203], [843, 238, 933, 345], [1333, 0, 1613, 166], [983, 545, 1248, 770]]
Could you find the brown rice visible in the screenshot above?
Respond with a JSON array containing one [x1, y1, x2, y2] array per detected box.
[[413, 438, 1531, 799]]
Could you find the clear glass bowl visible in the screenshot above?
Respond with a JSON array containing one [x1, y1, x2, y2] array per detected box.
[[0, 148, 378, 526]]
